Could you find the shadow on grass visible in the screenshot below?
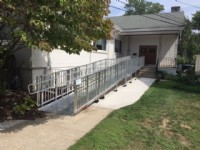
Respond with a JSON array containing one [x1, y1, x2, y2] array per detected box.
[[153, 80, 200, 95]]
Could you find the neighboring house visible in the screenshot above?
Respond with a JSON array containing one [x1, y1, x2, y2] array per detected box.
[[14, 11, 185, 89], [195, 54, 200, 76]]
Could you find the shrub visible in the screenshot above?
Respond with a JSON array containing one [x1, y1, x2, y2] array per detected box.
[[12, 96, 36, 116]]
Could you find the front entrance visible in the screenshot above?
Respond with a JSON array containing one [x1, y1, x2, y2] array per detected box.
[[139, 46, 157, 65]]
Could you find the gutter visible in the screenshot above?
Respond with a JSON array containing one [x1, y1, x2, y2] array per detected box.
[[118, 27, 184, 35]]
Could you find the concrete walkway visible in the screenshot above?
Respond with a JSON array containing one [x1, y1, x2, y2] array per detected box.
[[0, 77, 155, 150]]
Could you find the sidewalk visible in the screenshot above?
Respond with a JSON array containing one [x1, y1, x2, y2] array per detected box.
[[0, 77, 155, 150]]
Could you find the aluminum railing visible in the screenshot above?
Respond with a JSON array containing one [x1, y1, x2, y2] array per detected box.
[[73, 56, 144, 114], [28, 56, 132, 106], [159, 57, 176, 67]]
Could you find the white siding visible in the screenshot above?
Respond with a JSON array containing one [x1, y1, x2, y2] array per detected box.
[[195, 55, 200, 75], [14, 41, 117, 89], [121, 34, 179, 67], [159, 35, 178, 67], [129, 35, 160, 58]]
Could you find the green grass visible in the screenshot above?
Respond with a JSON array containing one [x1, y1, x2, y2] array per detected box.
[[69, 81, 200, 150]]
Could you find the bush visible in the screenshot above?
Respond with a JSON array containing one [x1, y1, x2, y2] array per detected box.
[[12, 96, 36, 116], [157, 70, 179, 81], [157, 67, 199, 84], [176, 56, 190, 64]]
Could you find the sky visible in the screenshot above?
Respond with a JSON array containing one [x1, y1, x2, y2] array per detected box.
[[109, 0, 200, 20]]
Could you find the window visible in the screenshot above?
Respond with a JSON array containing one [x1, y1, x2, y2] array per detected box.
[[93, 39, 106, 50], [115, 39, 121, 53]]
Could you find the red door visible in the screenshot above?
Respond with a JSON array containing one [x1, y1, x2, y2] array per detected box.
[[139, 46, 157, 65]]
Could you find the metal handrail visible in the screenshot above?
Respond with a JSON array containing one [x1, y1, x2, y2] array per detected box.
[[28, 56, 134, 106], [73, 56, 145, 114], [28, 56, 131, 94]]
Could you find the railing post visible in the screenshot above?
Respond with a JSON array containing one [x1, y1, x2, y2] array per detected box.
[[36, 76, 41, 106], [55, 72, 58, 100], [86, 76, 89, 101], [40, 76, 44, 106], [114, 64, 118, 91], [104, 69, 106, 91], [124, 60, 127, 87], [93, 63, 95, 74], [73, 80, 78, 114], [95, 72, 98, 96]]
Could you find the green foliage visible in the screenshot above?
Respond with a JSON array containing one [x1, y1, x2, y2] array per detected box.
[[0, 0, 113, 63], [12, 96, 36, 116], [192, 10, 200, 31], [176, 55, 190, 64], [157, 70, 179, 81], [157, 67, 199, 85], [124, 0, 164, 15], [178, 17, 200, 63]]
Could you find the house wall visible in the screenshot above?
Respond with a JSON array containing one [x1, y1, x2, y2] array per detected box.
[[14, 40, 118, 90], [195, 55, 200, 75], [121, 34, 178, 67], [159, 34, 178, 67]]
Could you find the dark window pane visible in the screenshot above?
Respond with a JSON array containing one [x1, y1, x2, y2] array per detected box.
[[115, 39, 121, 53], [94, 39, 106, 50]]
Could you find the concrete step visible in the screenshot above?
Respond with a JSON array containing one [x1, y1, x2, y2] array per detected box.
[[139, 70, 156, 74], [139, 74, 156, 78], [139, 66, 156, 78]]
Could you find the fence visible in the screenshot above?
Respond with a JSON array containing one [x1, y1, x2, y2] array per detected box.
[[73, 57, 144, 114], [159, 57, 176, 67], [28, 56, 140, 106]]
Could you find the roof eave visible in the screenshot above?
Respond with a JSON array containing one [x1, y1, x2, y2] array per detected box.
[[118, 27, 184, 35]]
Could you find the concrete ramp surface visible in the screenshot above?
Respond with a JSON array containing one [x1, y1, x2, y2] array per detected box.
[[94, 77, 155, 109]]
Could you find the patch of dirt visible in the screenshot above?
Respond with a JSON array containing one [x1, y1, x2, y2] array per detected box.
[[160, 118, 170, 129], [180, 124, 191, 130], [159, 117, 174, 138], [141, 118, 153, 129], [0, 90, 45, 122], [177, 134, 191, 146]]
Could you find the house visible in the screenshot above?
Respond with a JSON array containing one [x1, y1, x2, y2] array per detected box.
[[110, 11, 185, 68], [14, 11, 185, 89]]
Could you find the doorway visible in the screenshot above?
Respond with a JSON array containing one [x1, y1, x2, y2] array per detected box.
[[139, 46, 157, 65]]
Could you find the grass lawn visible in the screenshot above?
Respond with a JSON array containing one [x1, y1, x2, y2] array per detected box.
[[69, 81, 200, 150]]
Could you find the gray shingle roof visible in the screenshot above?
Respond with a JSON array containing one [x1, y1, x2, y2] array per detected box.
[[109, 12, 185, 30]]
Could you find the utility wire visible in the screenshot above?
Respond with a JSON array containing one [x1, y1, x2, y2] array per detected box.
[[175, 0, 200, 9], [110, 5, 126, 11], [155, 14, 184, 25], [116, 0, 127, 5], [115, 0, 184, 26], [141, 15, 183, 26]]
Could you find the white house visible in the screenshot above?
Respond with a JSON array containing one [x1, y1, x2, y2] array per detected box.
[[14, 11, 185, 89]]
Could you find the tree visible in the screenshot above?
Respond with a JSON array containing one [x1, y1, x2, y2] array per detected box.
[[192, 11, 200, 60], [192, 10, 200, 32], [177, 11, 200, 64], [124, 0, 164, 15], [178, 19, 192, 58], [0, 0, 113, 66]]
